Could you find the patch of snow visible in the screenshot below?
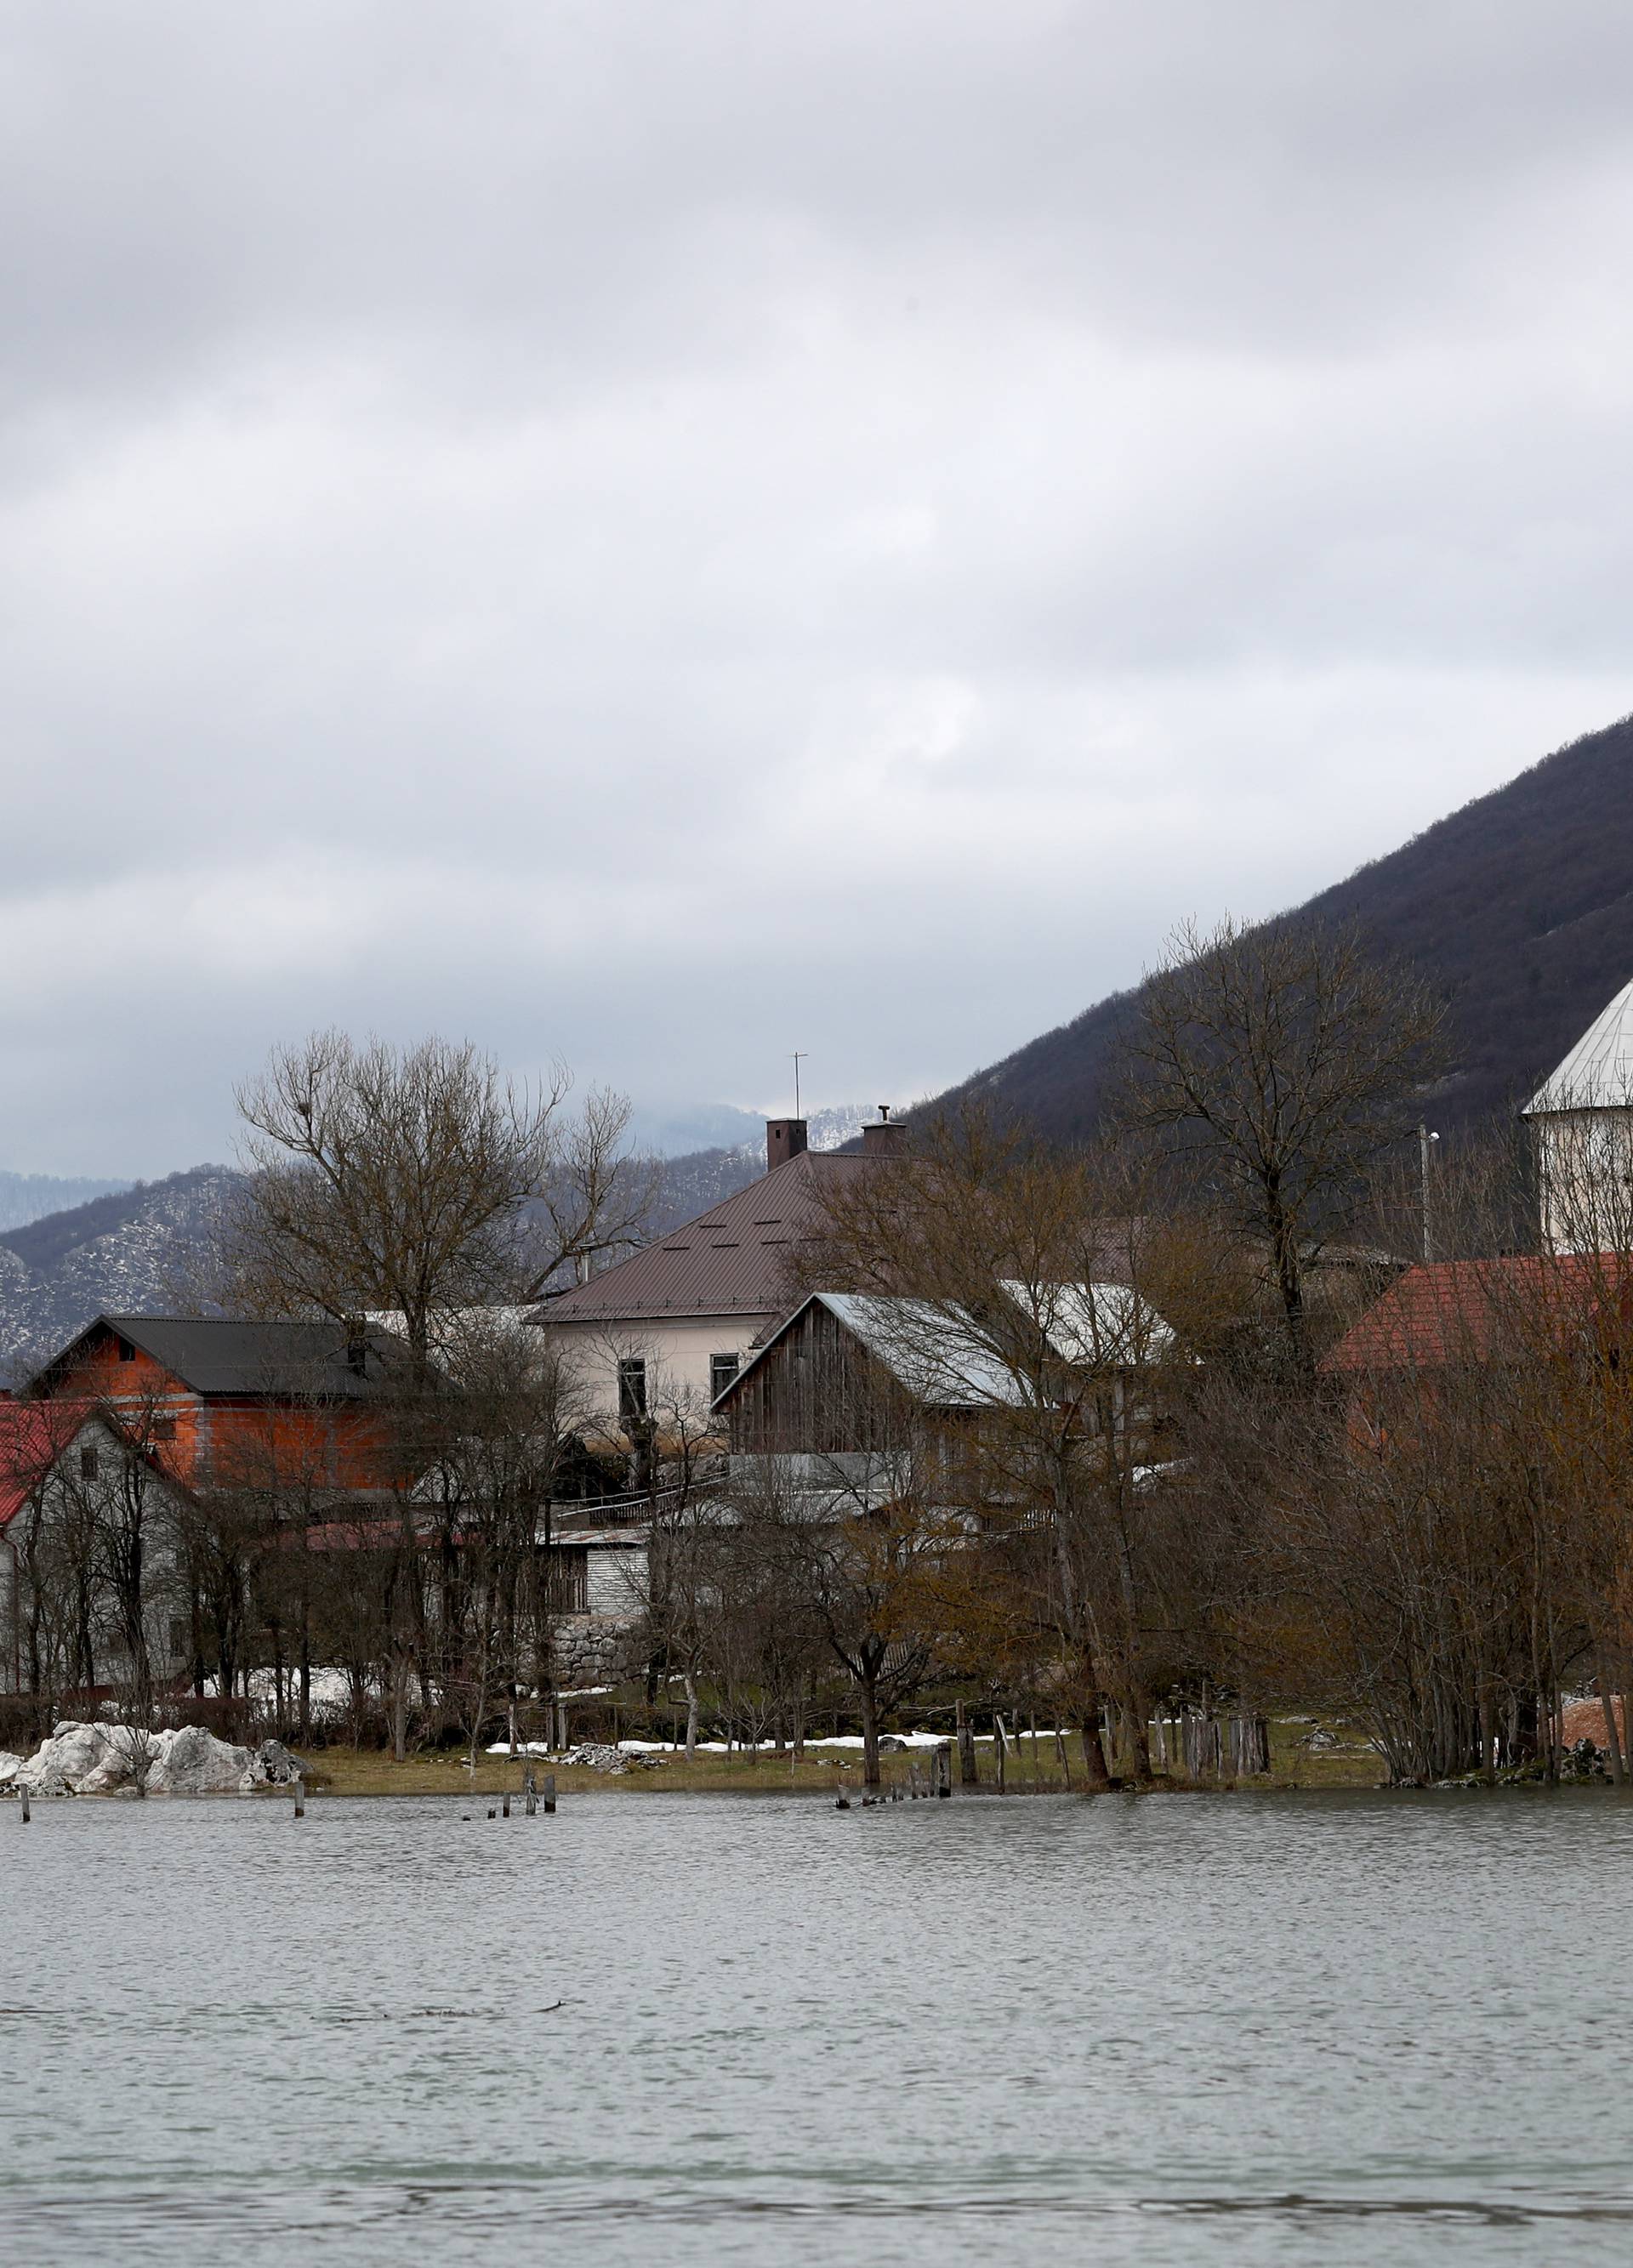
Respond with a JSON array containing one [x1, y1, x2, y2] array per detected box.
[[207, 1667, 356, 1719], [8, 1721, 306, 1797]]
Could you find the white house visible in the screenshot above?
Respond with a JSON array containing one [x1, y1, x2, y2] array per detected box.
[[530, 1116, 903, 1437], [0, 1400, 192, 1698]]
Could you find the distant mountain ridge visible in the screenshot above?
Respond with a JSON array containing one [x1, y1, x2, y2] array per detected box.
[[0, 1169, 130, 1233], [929, 712, 1633, 1143]]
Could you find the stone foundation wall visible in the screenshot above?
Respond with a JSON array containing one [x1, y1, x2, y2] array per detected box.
[[553, 1614, 640, 1687]]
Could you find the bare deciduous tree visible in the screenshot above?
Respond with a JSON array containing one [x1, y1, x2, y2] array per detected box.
[[230, 1032, 653, 1373], [799, 1107, 1211, 1784], [1121, 916, 1445, 1369]]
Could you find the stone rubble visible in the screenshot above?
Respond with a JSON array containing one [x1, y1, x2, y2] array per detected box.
[[559, 1742, 669, 1775]]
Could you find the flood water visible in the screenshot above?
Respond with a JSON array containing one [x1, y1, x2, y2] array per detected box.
[[3, 1787, 1631, 2266]]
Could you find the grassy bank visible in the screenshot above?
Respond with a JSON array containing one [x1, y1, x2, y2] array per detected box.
[[299, 1719, 1383, 1798]]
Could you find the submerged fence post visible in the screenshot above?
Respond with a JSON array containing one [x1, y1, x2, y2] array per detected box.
[[542, 1772, 556, 1815], [20, 1784, 30, 1824], [503, 1789, 511, 1819], [1055, 1728, 1072, 1790], [524, 1765, 538, 1816], [995, 1717, 1007, 1795], [936, 1742, 952, 1797], [293, 1776, 304, 1819]]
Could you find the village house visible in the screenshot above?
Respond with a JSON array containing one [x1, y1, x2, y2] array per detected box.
[[1323, 981, 1633, 1395], [531, 1115, 904, 1440], [713, 1282, 1175, 1513], [0, 1398, 195, 1698], [26, 1314, 413, 1493], [1322, 1252, 1633, 1401]]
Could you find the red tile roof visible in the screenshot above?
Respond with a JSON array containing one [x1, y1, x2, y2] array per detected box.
[[0, 1401, 91, 1532], [1323, 1255, 1633, 1372], [535, 1148, 878, 1324]]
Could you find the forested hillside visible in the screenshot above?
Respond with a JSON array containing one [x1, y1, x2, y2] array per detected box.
[[932, 712, 1633, 1141]]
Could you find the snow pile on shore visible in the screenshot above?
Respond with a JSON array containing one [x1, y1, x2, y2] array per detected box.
[[4, 1724, 304, 1796], [0, 1751, 21, 1785]]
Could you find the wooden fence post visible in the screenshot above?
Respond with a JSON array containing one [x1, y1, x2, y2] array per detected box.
[[1055, 1728, 1072, 1789], [20, 1784, 30, 1824], [543, 1772, 556, 1814], [524, 1765, 538, 1816], [957, 1701, 978, 1786], [995, 1716, 1008, 1794], [293, 1776, 304, 1819]]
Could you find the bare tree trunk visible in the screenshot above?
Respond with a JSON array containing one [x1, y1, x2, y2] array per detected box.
[[298, 1573, 312, 1745], [1126, 1683, 1153, 1786], [860, 1671, 881, 1789], [683, 1668, 699, 1760], [1601, 1687, 1625, 1786], [270, 1617, 286, 1737], [1079, 1695, 1112, 1791]]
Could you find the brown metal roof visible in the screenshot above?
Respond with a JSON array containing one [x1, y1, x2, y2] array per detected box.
[[532, 1150, 874, 1323]]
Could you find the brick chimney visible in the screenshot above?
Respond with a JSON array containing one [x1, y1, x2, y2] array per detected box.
[[766, 1117, 808, 1170], [862, 1106, 906, 1158]]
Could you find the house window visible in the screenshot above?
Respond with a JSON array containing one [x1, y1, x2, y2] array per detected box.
[[151, 1418, 177, 1442], [617, 1357, 647, 1424], [117, 1338, 135, 1362], [710, 1352, 740, 1401], [80, 1445, 100, 1480]]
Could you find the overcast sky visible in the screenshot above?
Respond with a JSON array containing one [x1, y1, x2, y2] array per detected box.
[[8, 3, 1633, 1175]]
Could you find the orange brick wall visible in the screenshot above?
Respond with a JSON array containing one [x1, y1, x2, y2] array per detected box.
[[41, 1332, 395, 1491]]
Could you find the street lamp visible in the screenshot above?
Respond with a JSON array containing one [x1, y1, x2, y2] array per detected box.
[[1420, 1122, 1441, 1263]]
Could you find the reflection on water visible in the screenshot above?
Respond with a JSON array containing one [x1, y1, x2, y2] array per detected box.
[[3, 1790, 1632, 2266]]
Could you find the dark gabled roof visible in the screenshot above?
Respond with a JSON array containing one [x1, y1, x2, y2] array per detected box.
[[532, 1148, 877, 1324], [30, 1316, 411, 1401]]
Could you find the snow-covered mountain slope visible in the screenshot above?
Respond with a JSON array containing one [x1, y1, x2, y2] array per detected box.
[[0, 1168, 236, 1379]]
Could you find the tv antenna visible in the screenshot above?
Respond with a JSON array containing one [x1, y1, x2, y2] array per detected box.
[[791, 1051, 807, 1117]]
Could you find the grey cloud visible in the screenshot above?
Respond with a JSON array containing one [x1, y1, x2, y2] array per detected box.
[[7, 2, 1633, 1174]]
